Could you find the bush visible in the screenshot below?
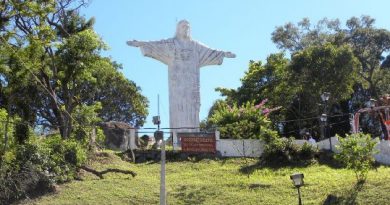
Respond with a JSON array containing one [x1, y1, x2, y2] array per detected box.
[[0, 134, 89, 204], [139, 135, 150, 150], [300, 142, 318, 160], [262, 137, 318, 165], [335, 133, 379, 183], [207, 100, 279, 141], [42, 135, 87, 182], [0, 143, 54, 205], [95, 127, 106, 148]]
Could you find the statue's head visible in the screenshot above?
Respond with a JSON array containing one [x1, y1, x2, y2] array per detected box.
[[175, 20, 191, 40]]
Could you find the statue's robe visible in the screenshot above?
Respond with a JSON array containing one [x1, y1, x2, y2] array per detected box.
[[139, 38, 225, 131]]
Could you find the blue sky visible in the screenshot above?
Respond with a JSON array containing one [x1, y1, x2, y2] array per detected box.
[[81, 0, 390, 130]]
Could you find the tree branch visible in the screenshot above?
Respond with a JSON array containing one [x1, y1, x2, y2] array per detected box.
[[79, 166, 137, 179]]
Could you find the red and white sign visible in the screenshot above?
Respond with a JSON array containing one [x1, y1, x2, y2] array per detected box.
[[179, 132, 216, 153]]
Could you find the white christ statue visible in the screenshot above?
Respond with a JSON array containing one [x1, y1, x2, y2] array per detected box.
[[127, 20, 235, 132]]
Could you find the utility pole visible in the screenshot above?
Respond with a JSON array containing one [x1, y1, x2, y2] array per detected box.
[[155, 94, 166, 205]]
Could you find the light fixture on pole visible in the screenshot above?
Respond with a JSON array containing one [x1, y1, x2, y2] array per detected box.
[[367, 98, 377, 109], [320, 113, 327, 140], [320, 113, 327, 123], [290, 173, 304, 205], [321, 92, 330, 102]]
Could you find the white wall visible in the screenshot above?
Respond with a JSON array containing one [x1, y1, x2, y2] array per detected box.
[[375, 140, 390, 165], [216, 139, 264, 157], [317, 137, 340, 152], [172, 131, 390, 165]]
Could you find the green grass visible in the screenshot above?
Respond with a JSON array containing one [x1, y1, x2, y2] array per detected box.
[[21, 151, 390, 205]]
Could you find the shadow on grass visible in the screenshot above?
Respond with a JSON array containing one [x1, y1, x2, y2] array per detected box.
[[238, 159, 315, 175], [248, 183, 271, 189], [323, 181, 365, 205], [316, 151, 344, 169], [118, 150, 220, 164], [171, 185, 220, 204], [239, 151, 346, 175]]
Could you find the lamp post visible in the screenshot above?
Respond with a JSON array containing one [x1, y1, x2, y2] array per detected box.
[[154, 95, 166, 205], [154, 116, 165, 205], [367, 98, 377, 109], [290, 173, 304, 205], [321, 92, 331, 151]]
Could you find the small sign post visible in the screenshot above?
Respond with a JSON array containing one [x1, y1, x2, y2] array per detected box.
[[179, 132, 216, 153]]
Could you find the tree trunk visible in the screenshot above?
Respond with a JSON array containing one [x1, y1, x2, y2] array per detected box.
[[89, 127, 97, 153], [1, 104, 11, 164]]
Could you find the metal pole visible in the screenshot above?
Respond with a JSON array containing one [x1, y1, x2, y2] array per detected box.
[[158, 94, 166, 205], [328, 124, 332, 151], [321, 120, 325, 140], [158, 95, 160, 130], [160, 136, 166, 205], [325, 101, 332, 152], [297, 187, 302, 205]]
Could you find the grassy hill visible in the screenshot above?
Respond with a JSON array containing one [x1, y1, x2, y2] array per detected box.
[[21, 151, 390, 205]]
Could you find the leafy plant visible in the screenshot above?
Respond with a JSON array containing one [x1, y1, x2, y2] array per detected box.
[[207, 100, 279, 141], [262, 137, 318, 165], [335, 133, 379, 183]]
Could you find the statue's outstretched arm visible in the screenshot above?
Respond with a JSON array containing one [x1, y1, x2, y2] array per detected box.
[[224, 51, 236, 58], [126, 40, 146, 47]]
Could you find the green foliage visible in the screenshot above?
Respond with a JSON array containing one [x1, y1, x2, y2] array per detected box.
[[139, 135, 150, 150], [216, 21, 365, 138], [0, 109, 14, 148], [0, 1, 148, 139], [72, 102, 102, 141], [90, 63, 149, 127], [262, 138, 318, 164], [290, 43, 359, 102], [207, 100, 278, 141], [23, 152, 390, 205], [216, 53, 293, 109], [95, 127, 106, 148], [335, 133, 379, 182], [41, 135, 87, 182], [272, 16, 390, 100], [0, 127, 89, 204]]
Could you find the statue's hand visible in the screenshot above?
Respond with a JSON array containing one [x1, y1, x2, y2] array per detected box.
[[224, 51, 236, 58], [126, 40, 143, 47]]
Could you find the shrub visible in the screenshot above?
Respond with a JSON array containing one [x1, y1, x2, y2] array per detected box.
[[0, 142, 54, 205], [262, 137, 318, 165], [139, 135, 150, 150], [335, 133, 379, 183], [299, 142, 318, 160], [207, 100, 280, 141], [95, 127, 106, 148], [42, 135, 87, 182]]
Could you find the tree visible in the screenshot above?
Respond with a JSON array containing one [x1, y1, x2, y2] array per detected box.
[[289, 43, 358, 105], [215, 43, 358, 137], [0, 0, 148, 139], [82, 62, 148, 127], [216, 53, 293, 108], [272, 16, 390, 101]]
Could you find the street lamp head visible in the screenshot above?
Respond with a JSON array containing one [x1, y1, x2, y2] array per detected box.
[[320, 113, 327, 122], [367, 98, 377, 108], [321, 92, 331, 102], [153, 116, 161, 125], [290, 173, 304, 187]]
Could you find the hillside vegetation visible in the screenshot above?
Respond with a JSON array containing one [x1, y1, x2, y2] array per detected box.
[[21, 151, 390, 205]]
